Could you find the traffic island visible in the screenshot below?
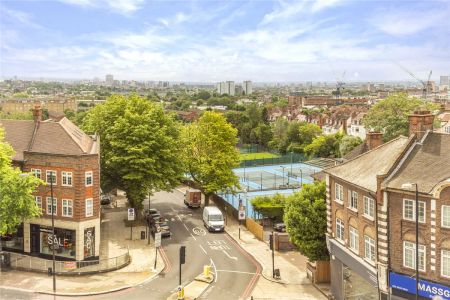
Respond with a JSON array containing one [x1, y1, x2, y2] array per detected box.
[[166, 280, 210, 300]]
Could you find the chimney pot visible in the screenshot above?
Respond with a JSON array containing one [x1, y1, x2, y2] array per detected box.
[[408, 109, 434, 140], [366, 131, 383, 150]]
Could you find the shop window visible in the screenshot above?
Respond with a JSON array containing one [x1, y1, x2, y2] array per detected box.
[[84, 227, 95, 258], [1, 224, 24, 251], [40, 227, 76, 259], [62, 171, 73, 187]]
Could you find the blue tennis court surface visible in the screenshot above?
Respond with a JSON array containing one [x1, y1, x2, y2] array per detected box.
[[218, 163, 322, 218]]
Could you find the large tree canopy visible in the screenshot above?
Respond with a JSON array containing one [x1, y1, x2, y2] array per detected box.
[[82, 94, 184, 209], [182, 111, 240, 205], [363, 93, 439, 142], [284, 181, 329, 262], [0, 128, 43, 235]]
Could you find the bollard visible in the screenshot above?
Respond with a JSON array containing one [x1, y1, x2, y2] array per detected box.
[[204, 265, 211, 277], [177, 285, 184, 300]]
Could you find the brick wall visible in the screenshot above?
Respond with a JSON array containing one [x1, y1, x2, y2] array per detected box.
[[388, 188, 450, 286], [329, 176, 377, 262], [22, 152, 100, 222]]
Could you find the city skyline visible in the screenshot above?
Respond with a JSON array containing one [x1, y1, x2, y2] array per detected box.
[[1, 0, 449, 82]]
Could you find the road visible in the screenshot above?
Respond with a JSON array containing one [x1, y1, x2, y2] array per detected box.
[[0, 190, 261, 300]]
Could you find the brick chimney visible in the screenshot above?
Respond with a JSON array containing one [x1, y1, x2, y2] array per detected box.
[[408, 109, 434, 140], [366, 131, 383, 150], [32, 105, 42, 122]]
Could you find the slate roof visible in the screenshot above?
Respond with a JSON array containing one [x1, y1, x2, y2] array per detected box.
[[324, 136, 410, 192], [385, 133, 450, 194], [0, 117, 98, 161]]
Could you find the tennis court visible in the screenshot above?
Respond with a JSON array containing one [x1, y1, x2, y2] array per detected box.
[[218, 163, 322, 218]]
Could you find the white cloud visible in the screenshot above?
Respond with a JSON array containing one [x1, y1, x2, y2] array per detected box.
[[311, 0, 343, 12], [58, 0, 144, 14], [369, 8, 448, 36], [2, 7, 43, 29]]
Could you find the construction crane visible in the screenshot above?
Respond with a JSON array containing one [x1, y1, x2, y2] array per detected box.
[[396, 62, 432, 100], [335, 71, 346, 99]]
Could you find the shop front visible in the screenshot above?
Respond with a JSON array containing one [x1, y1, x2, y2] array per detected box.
[[390, 272, 450, 300], [1, 224, 24, 252], [329, 238, 379, 300], [30, 224, 77, 260]]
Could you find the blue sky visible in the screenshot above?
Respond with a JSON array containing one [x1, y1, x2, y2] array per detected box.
[[1, 0, 449, 82]]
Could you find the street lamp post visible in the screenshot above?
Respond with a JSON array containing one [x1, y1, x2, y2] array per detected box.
[[402, 182, 419, 300], [50, 172, 56, 293]]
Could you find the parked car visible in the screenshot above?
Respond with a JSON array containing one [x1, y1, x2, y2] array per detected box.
[[151, 220, 171, 238], [273, 223, 286, 232], [100, 194, 112, 205], [143, 208, 160, 221]]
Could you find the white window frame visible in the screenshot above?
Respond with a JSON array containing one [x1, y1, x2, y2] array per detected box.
[[85, 171, 93, 187], [441, 249, 450, 278], [35, 196, 42, 209], [349, 226, 359, 253], [46, 170, 57, 185], [62, 199, 73, 217], [363, 196, 375, 220], [336, 218, 345, 242], [442, 205, 450, 228], [31, 169, 41, 179], [85, 198, 93, 217], [61, 171, 73, 187], [349, 191, 358, 211], [364, 235, 376, 263], [46, 197, 57, 215], [403, 199, 426, 223], [335, 183, 344, 204], [403, 241, 426, 272]]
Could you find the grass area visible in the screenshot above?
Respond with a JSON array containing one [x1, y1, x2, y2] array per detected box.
[[240, 152, 280, 160]]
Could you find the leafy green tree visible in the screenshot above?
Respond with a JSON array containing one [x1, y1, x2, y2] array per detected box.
[[305, 133, 342, 158], [182, 111, 240, 206], [197, 90, 211, 100], [251, 194, 286, 221], [0, 111, 33, 120], [82, 94, 184, 210], [339, 135, 363, 156], [284, 181, 329, 262], [269, 118, 289, 153], [252, 123, 273, 147], [363, 93, 439, 141], [0, 128, 43, 238]]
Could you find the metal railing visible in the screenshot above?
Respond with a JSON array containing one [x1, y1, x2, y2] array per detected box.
[[7, 249, 130, 275]]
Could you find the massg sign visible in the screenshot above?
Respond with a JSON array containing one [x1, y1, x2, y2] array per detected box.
[[390, 272, 450, 299]]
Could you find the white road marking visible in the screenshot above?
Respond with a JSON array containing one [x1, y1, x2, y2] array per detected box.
[[199, 244, 207, 254], [193, 227, 206, 236], [190, 233, 197, 241], [222, 250, 238, 260], [216, 270, 256, 275], [210, 258, 218, 283]]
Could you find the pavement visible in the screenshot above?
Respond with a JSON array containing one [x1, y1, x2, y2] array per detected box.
[[0, 192, 165, 296], [211, 198, 330, 300]]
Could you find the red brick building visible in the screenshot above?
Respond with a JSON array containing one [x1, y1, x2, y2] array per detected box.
[[0, 107, 100, 261], [325, 110, 450, 299]]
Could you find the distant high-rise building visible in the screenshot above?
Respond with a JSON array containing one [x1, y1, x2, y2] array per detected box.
[[105, 74, 114, 86], [440, 75, 449, 86], [235, 85, 244, 96], [243, 80, 252, 95], [217, 81, 235, 96]]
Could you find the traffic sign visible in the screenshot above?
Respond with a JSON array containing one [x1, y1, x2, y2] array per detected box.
[[127, 208, 135, 221], [238, 206, 246, 220], [155, 232, 162, 248]]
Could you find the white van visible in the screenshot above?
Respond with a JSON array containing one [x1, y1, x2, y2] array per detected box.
[[203, 206, 225, 232]]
